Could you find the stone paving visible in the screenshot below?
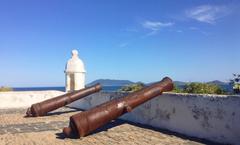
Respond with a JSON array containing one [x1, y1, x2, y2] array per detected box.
[[0, 107, 218, 145]]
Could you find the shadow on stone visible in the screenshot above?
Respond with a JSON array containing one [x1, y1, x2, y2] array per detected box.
[[56, 132, 80, 139], [46, 107, 83, 116], [115, 119, 223, 145], [56, 132, 66, 139], [46, 110, 77, 116], [57, 118, 224, 145], [89, 119, 126, 135]]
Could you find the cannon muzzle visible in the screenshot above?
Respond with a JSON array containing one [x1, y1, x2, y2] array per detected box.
[[26, 84, 101, 117], [63, 77, 173, 138]]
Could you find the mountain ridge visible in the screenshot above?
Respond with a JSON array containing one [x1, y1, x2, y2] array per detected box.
[[87, 79, 134, 86]]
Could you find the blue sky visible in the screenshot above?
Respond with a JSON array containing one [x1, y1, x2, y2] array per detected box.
[[0, 0, 239, 87]]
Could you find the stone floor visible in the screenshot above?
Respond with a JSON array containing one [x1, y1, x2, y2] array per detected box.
[[0, 107, 217, 145]]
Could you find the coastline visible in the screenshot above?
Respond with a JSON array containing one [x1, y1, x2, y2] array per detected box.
[[12, 86, 122, 92]]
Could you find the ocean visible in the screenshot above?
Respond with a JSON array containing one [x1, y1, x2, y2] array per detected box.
[[13, 86, 122, 92]]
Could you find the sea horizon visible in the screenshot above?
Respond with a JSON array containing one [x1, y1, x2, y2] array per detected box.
[[12, 86, 122, 92]]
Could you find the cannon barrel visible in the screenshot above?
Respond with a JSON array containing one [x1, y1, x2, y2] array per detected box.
[[26, 84, 101, 117], [63, 77, 173, 138]]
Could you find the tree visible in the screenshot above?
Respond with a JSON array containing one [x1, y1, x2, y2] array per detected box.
[[0, 86, 13, 92], [118, 83, 145, 92], [172, 84, 183, 93], [230, 74, 240, 94], [182, 83, 225, 95]]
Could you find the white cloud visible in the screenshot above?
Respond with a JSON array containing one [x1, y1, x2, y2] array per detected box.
[[189, 26, 210, 36], [141, 20, 174, 36], [142, 21, 174, 31], [186, 5, 229, 24]]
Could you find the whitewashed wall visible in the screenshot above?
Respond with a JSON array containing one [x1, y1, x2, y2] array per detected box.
[[69, 92, 240, 145], [1, 90, 239, 144], [0, 91, 64, 108]]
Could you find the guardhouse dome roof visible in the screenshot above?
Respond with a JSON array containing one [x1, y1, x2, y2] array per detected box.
[[65, 50, 86, 73]]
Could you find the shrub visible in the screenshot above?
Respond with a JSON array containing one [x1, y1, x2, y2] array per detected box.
[[0, 86, 13, 92], [182, 83, 226, 95], [230, 74, 240, 94], [172, 84, 184, 93], [118, 83, 145, 92]]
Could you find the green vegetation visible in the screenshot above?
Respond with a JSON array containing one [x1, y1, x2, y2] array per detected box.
[[0, 86, 13, 92], [172, 83, 226, 95], [118, 83, 145, 92], [183, 83, 225, 94], [172, 84, 184, 93], [230, 74, 240, 94], [119, 81, 229, 95]]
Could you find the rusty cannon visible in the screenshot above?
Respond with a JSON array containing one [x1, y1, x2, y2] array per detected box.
[[26, 84, 101, 117], [63, 77, 173, 138]]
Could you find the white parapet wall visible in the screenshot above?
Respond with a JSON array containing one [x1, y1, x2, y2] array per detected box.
[[0, 91, 65, 109], [1, 90, 239, 144], [68, 92, 240, 145]]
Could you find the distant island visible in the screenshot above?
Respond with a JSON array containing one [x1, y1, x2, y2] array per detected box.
[[87, 79, 134, 86]]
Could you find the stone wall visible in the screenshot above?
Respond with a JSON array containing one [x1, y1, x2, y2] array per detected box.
[[0, 91, 64, 108], [1, 91, 239, 144], [68, 92, 240, 145]]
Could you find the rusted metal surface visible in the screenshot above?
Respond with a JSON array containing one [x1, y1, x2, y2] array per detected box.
[[63, 77, 173, 138], [26, 84, 101, 117]]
